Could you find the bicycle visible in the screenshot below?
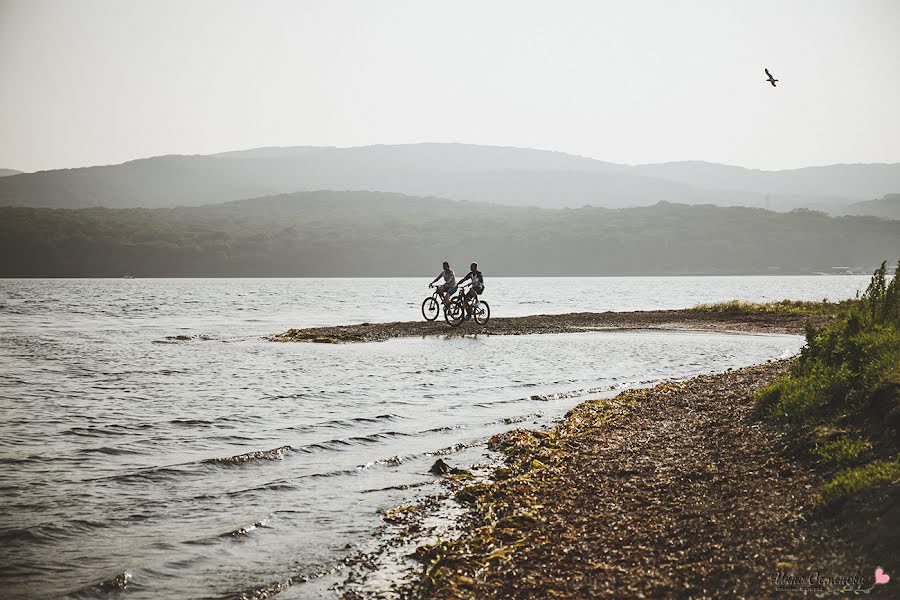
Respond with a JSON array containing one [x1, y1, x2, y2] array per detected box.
[[445, 284, 490, 327], [422, 284, 450, 321]]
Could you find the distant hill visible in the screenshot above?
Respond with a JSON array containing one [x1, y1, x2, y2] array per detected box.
[[2, 144, 899, 212], [0, 169, 21, 177], [631, 161, 900, 202], [1, 191, 897, 277], [846, 193, 900, 220]]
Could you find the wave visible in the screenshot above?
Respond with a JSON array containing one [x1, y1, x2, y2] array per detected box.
[[359, 480, 432, 493], [313, 413, 402, 428], [223, 519, 268, 538], [470, 385, 619, 409], [169, 418, 215, 427], [498, 413, 539, 425], [206, 434, 409, 466], [301, 431, 410, 452], [81, 431, 412, 485], [76, 445, 144, 456], [218, 480, 301, 499], [349, 431, 409, 443], [236, 577, 296, 600], [206, 445, 293, 465], [276, 414, 400, 434], [424, 423, 466, 433], [361, 454, 406, 468], [94, 570, 132, 591], [233, 563, 345, 600], [0, 518, 109, 546], [169, 414, 266, 427], [62, 423, 151, 437], [71, 570, 133, 597], [302, 439, 352, 452], [82, 464, 187, 485], [425, 442, 474, 456]]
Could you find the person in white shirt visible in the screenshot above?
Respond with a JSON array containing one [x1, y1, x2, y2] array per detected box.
[[429, 261, 457, 308]]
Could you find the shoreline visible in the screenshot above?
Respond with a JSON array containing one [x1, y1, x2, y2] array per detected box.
[[268, 309, 823, 343], [350, 360, 879, 598]]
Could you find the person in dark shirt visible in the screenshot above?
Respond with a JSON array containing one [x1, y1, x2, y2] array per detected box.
[[458, 262, 484, 313]]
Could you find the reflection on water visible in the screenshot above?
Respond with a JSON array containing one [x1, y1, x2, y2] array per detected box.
[[0, 277, 836, 598]]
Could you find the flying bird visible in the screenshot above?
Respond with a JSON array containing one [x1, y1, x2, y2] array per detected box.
[[765, 68, 778, 87]]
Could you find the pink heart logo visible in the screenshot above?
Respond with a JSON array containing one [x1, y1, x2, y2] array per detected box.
[[875, 567, 890, 585]]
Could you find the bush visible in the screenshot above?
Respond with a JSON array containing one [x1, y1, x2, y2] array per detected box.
[[756, 261, 900, 504], [757, 261, 900, 424]]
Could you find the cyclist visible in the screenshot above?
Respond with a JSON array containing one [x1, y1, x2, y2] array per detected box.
[[429, 261, 457, 308], [458, 262, 484, 314]]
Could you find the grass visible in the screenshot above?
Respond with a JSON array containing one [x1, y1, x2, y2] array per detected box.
[[819, 456, 900, 505], [814, 436, 872, 465], [753, 261, 900, 506], [691, 298, 856, 316]]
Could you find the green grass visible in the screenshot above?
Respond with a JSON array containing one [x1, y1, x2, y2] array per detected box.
[[692, 298, 856, 316], [819, 456, 900, 506], [814, 436, 872, 465], [753, 261, 900, 506]]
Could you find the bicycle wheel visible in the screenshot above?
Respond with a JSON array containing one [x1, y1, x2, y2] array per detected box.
[[445, 297, 466, 327], [422, 296, 439, 321], [473, 300, 490, 325]]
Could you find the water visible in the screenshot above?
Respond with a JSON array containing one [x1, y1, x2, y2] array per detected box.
[[0, 276, 867, 599]]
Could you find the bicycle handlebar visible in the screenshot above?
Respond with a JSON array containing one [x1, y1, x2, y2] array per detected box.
[[430, 282, 472, 292]]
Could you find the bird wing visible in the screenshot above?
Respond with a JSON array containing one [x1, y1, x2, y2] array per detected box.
[[765, 68, 772, 77]]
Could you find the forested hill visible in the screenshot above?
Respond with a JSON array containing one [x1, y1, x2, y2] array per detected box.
[[1, 191, 897, 277], [847, 193, 900, 220]]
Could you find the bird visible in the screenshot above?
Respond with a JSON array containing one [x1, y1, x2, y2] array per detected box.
[[765, 68, 778, 87]]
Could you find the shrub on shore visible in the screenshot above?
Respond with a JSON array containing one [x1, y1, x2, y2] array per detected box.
[[755, 261, 900, 506]]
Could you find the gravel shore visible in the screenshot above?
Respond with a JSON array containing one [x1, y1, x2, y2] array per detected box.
[[397, 361, 872, 599]]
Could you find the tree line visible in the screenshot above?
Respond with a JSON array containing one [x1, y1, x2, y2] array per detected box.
[[2, 191, 898, 277]]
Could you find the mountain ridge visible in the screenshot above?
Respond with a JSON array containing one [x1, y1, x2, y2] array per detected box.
[[2, 144, 899, 213]]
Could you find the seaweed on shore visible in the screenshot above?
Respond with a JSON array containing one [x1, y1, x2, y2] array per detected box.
[[400, 390, 645, 598]]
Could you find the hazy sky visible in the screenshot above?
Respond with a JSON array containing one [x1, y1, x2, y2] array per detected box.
[[1, 0, 899, 172]]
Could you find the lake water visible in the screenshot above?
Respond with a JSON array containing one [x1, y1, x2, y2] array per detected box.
[[0, 276, 868, 599]]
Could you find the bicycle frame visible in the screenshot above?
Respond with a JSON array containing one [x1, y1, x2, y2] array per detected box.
[[457, 285, 477, 317]]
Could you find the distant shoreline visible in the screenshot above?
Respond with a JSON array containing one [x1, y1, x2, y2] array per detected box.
[[268, 308, 823, 343]]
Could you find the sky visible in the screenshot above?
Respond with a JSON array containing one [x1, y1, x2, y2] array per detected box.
[[1, 0, 899, 173]]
